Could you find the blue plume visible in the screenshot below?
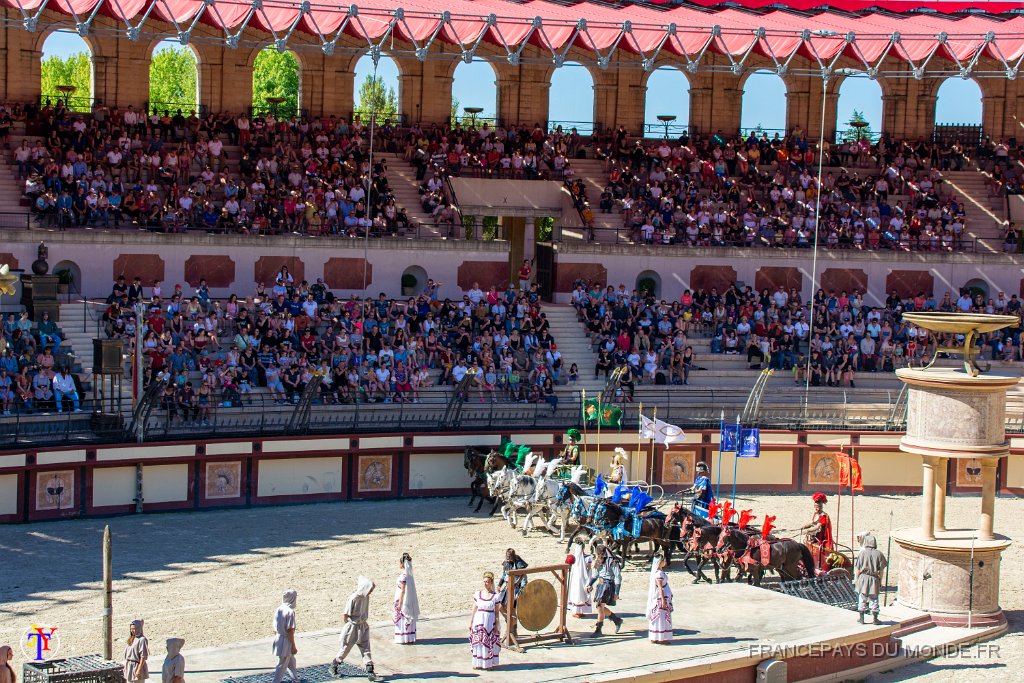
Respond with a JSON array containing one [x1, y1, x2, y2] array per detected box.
[[611, 483, 627, 503], [631, 488, 652, 512], [593, 474, 607, 497]]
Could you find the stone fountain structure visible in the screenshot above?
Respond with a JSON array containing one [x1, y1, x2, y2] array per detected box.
[[892, 313, 1015, 629]]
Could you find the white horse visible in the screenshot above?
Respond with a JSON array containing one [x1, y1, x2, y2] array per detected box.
[[487, 467, 516, 523]]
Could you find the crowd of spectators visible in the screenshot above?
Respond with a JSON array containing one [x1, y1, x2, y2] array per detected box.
[[571, 278, 1024, 389], [590, 129, 984, 251], [99, 270, 572, 424], [9, 100, 423, 237], [0, 310, 83, 414]]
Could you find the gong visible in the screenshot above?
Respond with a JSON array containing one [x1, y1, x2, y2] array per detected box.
[[515, 579, 558, 632]]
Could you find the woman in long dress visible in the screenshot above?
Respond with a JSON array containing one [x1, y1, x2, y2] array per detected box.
[[393, 552, 420, 644], [567, 541, 593, 618], [468, 572, 501, 670], [647, 554, 673, 644], [123, 619, 150, 683]]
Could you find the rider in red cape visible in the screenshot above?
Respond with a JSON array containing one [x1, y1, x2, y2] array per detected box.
[[801, 492, 835, 551]]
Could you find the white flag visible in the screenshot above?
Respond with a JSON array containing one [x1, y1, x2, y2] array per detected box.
[[640, 414, 685, 446]]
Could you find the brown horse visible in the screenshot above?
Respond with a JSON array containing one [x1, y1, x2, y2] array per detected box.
[[465, 448, 512, 514], [716, 526, 815, 586], [669, 507, 724, 583]]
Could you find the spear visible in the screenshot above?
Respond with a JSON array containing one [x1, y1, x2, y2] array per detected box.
[[882, 509, 893, 606]]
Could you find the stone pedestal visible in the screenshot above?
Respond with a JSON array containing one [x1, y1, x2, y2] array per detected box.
[[892, 366, 1013, 625], [20, 274, 60, 322]]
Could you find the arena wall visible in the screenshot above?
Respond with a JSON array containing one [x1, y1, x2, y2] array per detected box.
[[1, 429, 1021, 524]]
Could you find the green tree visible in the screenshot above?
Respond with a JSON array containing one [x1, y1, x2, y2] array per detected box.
[[40, 52, 92, 112], [252, 49, 300, 117], [845, 110, 874, 142], [149, 47, 198, 113], [355, 74, 398, 124]]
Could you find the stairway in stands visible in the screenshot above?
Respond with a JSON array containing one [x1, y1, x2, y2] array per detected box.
[[377, 152, 444, 238], [941, 169, 1008, 250]]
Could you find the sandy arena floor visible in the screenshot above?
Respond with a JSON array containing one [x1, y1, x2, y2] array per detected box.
[[1, 493, 1020, 680]]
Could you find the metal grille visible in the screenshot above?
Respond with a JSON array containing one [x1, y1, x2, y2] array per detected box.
[[22, 656, 123, 683], [223, 663, 367, 683], [780, 574, 859, 611]]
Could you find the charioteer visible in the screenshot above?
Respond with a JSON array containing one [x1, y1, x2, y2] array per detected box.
[[799, 491, 835, 567], [680, 461, 713, 512], [560, 429, 582, 466]]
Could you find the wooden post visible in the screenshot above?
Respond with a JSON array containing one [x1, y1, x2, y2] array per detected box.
[[103, 525, 112, 660]]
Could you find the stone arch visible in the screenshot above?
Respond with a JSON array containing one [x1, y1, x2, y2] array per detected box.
[[52, 259, 82, 294], [39, 30, 95, 110], [643, 66, 690, 137], [353, 52, 403, 124], [250, 46, 303, 116], [963, 277, 989, 301], [635, 270, 662, 298], [740, 69, 787, 135], [452, 59, 498, 124], [835, 76, 882, 142], [935, 77, 983, 126], [401, 265, 429, 296], [148, 38, 201, 115], [547, 61, 596, 134]]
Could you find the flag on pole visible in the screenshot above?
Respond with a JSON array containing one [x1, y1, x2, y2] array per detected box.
[[640, 413, 685, 445], [836, 453, 864, 491], [737, 428, 761, 458], [583, 398, 622, 427], [720, 423, 741, 452]]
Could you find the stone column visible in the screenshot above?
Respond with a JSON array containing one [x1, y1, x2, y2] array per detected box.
[[980, 459, 998, 541], [934, 457, 948, 532], [920, 455, 937, 541]]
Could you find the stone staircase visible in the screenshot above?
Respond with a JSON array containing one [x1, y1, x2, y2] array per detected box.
[[377, 152, 444, 238], [58, 299, 110, 376], [540, 304, 606, 394], [940, 169, 1008, 250]]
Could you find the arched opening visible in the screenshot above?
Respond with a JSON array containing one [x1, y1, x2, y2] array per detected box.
[[452, 60, 497, 127], [52, 259, 82, 294], [354, 53, 401, 125], [935, 77, 983, 126], [252, 47, 301, 118], [835, 76, 882, 143], [741, 70, 787, 137], [644, 67, 690, 138], [962, 277, 989, 302], [636, 270, 662, 299], [149, 39, 200, 116], [548, 62, 594, 135], [401, 265, 428, 296], [40, 30, 93, 112]]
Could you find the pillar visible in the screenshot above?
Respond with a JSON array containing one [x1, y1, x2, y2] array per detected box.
[[920, 455, 937, 541], [934, 457, 948, 533], [980, 459, 998, 541]]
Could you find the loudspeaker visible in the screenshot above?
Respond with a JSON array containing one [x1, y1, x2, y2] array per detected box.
[[93, 339, 124, 375]]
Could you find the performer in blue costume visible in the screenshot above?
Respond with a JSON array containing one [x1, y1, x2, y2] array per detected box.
[[683, 461, 713, 507]]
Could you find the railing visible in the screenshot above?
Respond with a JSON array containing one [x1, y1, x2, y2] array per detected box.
[[144, 101, 208, 117], [547, 120, 597, 136], [39, 94, 95, 114], [933, 124, 984, 147], [642, 122, 692, 139], [739, 127, 787, 139], [3, 384, 1023, 449], [563, 225, 987, 254], [352, 110, 408, 127], [834, 129, 883, 144]]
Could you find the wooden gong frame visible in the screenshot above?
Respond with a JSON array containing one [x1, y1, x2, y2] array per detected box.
[[503, 562, 574, 651]]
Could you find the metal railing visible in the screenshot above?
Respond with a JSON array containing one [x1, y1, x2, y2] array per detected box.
[[352, 110, 408, 127], [144, 101, 208, 117], [547, 120, 596, 136], [834, 129, 883, 144], [39, 94, 95, 113], [642, 122, 692, 139], [2, 383, 1022, 449]]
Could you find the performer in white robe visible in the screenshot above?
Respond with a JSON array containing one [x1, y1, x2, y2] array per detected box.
[[161, 637, 185, 683], [647, 554, 673, 643], [567, 541, 593, 617], [469, 572, 501, 670], [393, 553, 420, 644], [271, 590, 299, 683], [333, 577, 377, 680], [123, 619, 150, 683]]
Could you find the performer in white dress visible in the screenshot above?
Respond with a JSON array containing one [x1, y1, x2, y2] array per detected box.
[[567, 540, 593, 617], [393, 553, 420, 644], [123, 619, 149, 683], [647, 554, 673, 643], [469, 572, 501, 670], [271, 590, 299, 683]]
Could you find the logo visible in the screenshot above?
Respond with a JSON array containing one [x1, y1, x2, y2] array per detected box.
[[21, 624, 60, 662]]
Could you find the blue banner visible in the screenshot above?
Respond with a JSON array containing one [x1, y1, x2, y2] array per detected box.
[[720, 424, 740, 452], [738, 428, 760, 458]]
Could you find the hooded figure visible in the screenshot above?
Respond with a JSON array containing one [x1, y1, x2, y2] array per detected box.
[[333, 577, 377, 680], [393, 555, 420, 644], [646, 554, 673, 643], [271, 590, 299, 683], [162, 638, 185, 683], [567, 540, 593, 617], [854, 532, 888, 624], [124, 619, 150, 683], [0, 645, 14, 683]]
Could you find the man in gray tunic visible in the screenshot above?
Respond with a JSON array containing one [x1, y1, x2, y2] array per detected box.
[[854, 532, 887, 624], [332, 577, 378, 681]]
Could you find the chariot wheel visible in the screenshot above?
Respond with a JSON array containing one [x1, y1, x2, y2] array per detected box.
[[827, 567, 853, 580]]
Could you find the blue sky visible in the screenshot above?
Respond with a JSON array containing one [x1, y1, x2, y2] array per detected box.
[[46, 30, 985, 133]]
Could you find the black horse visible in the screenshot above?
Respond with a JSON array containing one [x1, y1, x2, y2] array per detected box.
[[464, 447, 512, 515], [716, 526, 815, 586], [669, 506, 724, 583]]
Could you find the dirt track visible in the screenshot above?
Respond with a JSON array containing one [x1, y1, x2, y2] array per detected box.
[[1, 493, 1020, 678]]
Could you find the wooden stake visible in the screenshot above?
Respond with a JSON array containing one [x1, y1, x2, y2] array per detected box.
[[103, 525, 112, 660]]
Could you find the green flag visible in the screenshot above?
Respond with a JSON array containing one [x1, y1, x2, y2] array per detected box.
[[583, 398, 622, 428]]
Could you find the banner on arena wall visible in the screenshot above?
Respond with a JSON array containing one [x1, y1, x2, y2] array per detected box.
[[720, 423, 740, 452], [640, 414, 685, 446], [583, 399, 622, 428], [738, 428, 760, 458]]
